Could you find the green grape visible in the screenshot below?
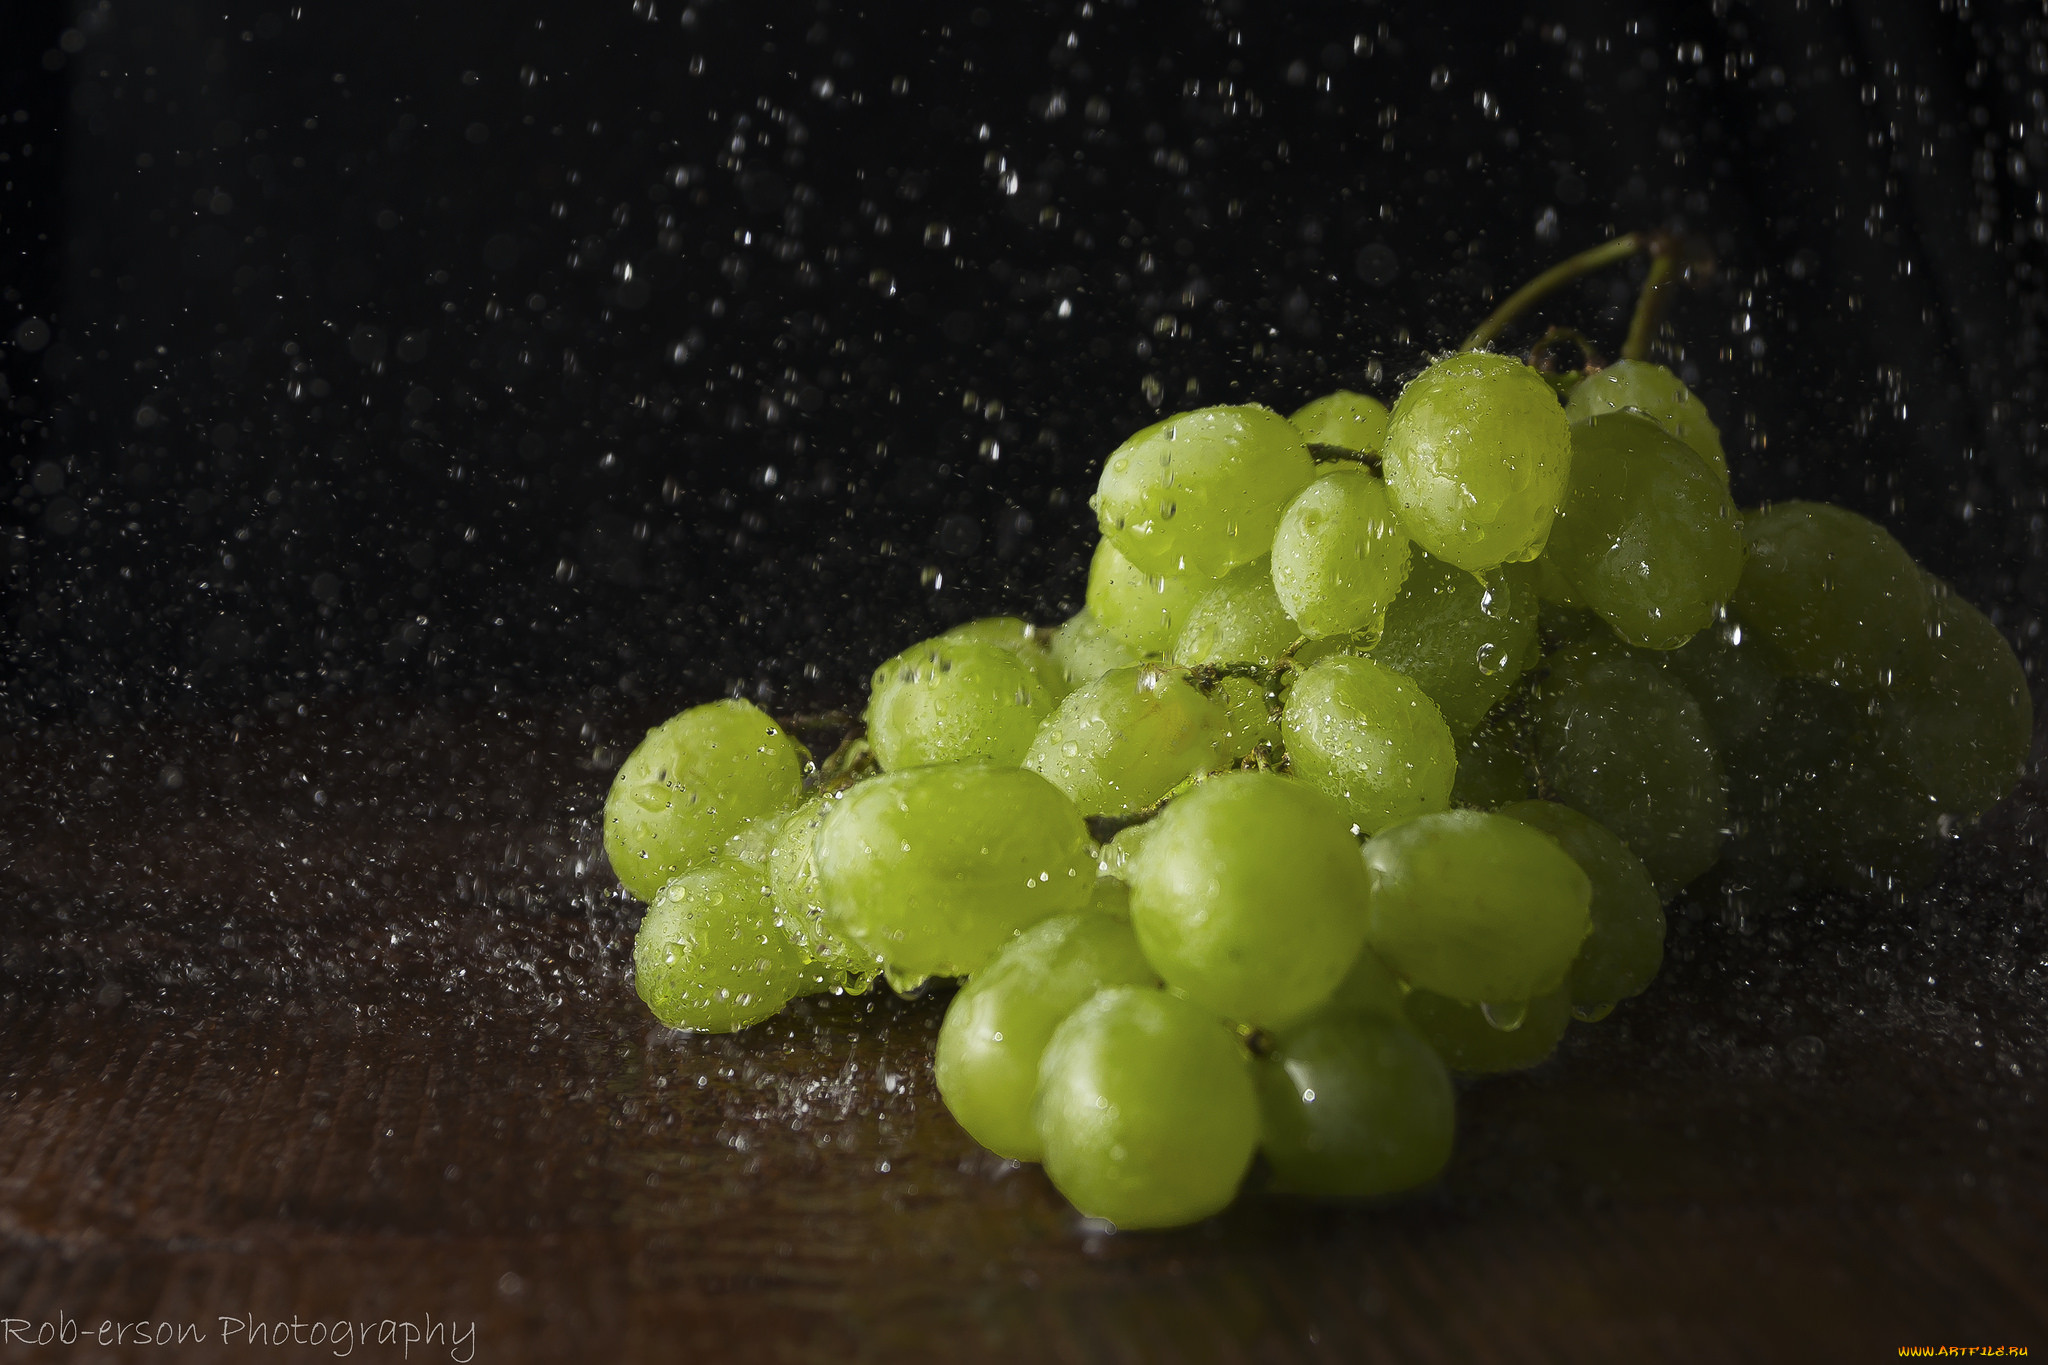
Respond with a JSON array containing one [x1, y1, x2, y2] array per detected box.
[[1659, 613, 1782, 749], [1023, 664, 1232, 816], [941, 615, 1071, 698], [1873, 575, 2034, 820], [604, 699, 808, 902], [1727, 680, 1942, 890], [1564, 358, 1728, 485], [1034, 986, 1259, 1228], [934, 914, 1160, 1161], [1095, 818, 1158, 881], [1289, 389, 1391, 455], [1535, 554, 1581, 607], [768, 795, 880, 990], [633, 859, 809, 1032], [1126, 770, 1373, 1029], [1730, 500, 1931, 688], [1320, 944, 1408, 1022], [865, 636, 1056, 771], [813, 764, 1094, 978], [1270, 465, 1414, 638], [1091, 404, 1317, 579], [720, 814, 783, 868], [1173, 558, 1301, 667], [1281, 654, 1457, 835], [1362, 809, 1591, 1003], [1532, 637, 1728, 894], [1085, 537, 1215, 656], [1049, 607, 1140, 688], [1380, 351, 1573, 572], [1498, 800, 1664, 1007], [1085, 876, 1132, 919], [1367, 550, 1540, 734], [1255, 1014, 1453, 1197], [1543, 413, 1746, 650], [1405, 984, 1573, 1075], [1449, 707, 1535, 810], [1208, 674, 1282, 761]]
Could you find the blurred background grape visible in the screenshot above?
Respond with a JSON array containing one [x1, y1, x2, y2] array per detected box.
[[2, 0, 2041, 727]]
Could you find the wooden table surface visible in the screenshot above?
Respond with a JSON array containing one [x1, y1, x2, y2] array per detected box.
[[1, 699, 2043, 1363]]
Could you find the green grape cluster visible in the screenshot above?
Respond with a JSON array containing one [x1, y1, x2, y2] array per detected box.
[[598, 318, 2030, 1232]]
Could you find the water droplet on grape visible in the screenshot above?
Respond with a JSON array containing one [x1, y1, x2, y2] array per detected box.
[[1572, 1002, 1615, 1023], [1480, 999, 1527, 1031]]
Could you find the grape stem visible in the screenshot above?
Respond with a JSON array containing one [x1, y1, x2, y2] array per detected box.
[[1620, 250, 1679, 363], [1461, 234, 1646, 352]]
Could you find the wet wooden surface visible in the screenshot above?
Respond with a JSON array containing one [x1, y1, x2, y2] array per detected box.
[[1, 699, 2044, 1363]]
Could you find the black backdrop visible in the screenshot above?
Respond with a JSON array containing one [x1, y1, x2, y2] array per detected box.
[[4, 0, 2045, 727]]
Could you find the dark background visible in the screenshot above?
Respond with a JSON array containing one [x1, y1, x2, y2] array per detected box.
[[4, 0, 2045, 728]]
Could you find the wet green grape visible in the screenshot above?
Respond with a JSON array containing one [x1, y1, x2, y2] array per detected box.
[[1085, 876, 1132, 919], [1255, 1014, 1454, 1197], [1660, 614, 1782, 750], [1270, 465, 1413, 639], [1731, 500, 1931, 689], [1362, 810, 1592, 1004], [1381, 351, 1573, 572], [1367, 550, 1540, 735], [1874, 575, 2034, 820], [1090, 404, 1317, 579], [1405, 984, 1573, 1075], [604, 699, 808, 902], [865, 636, 1057, 770], [1050, 607, 1139, 689], [1533, 637, 1728, 895], [1543, 413, 1745, 651], [1085, 537, 1215, 657], [1449, 708, 1536, 810], [633, 859, 809, 1032], [1498, 800, 1664, 1007], [1034, 986, 1259, 1228], [1094, 818, 1159, 882], [1023, 664, 1232, 816], [813, 764, 1095, 978], [1289, 390, 1391, 455], [1565, 358, 1728, 485], [1319, 944, 1409, 1022], [934, 913, 1160, 1161], [1281, 654, 1457, 835], [768, 795, 880, 991], [941, 615, 1071, 698], [1208, 674, 1283, 761], [1126, 770, 1373, 1029], [1172, 558, 1301, 667]]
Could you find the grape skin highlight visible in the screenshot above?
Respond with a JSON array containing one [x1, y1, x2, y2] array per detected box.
[[934, 913, 1159, 1161], [864, 636, 1057, 770], [1565, 358, 1728, 486], [634, 860, 809, 1033], [1085, 537, 1215, 657], [1023, 664, 1233, 817], [1034, 986, 1260, 1229], [1270, 465, 1414, 639], [1090, 404, 1316, 580], [1362, 809, 1592, 1004], [1380, 351, 1573, 573], [1282, 654, 1457, 836], [813, 764, 1094, 978], [1126, 770, 1374, 1030], [1542, 413, 1746, 651], [603, 699, 807, 902]]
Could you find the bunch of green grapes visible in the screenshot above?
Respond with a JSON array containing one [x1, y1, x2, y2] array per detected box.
[[594, 254, 2031, 1232]]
